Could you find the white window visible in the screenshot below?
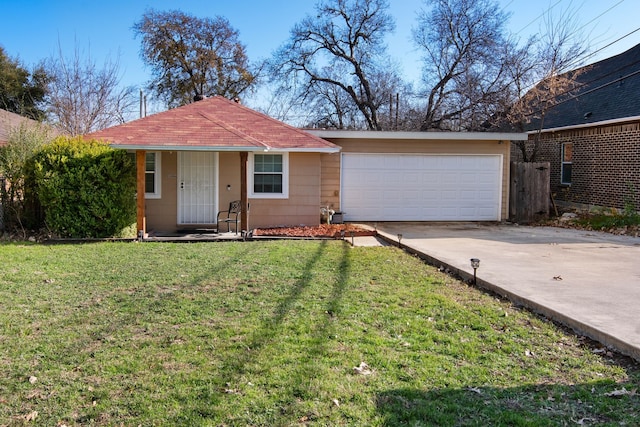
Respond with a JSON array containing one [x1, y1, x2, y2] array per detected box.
[[561, 143, 572, 185], [249, 152, 289, 199], [145, 152, 161, 198]]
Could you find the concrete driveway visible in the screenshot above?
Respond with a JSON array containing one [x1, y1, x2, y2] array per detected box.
[[371, 222, 640, 360]]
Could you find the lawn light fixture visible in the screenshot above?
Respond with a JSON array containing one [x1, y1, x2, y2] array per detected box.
[[350, 230, 355, 246], [397, 233, 403, 247], [470, 258, 480, 285], [340, 229, 345, 240]]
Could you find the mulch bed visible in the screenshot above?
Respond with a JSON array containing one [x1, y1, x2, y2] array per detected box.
[[253, 223, 376, 238]]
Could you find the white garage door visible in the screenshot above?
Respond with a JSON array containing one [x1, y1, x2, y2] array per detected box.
[[341, 153, 502, 221]]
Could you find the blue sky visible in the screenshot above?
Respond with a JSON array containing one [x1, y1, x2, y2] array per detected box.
[[0, 0, 638, 111]]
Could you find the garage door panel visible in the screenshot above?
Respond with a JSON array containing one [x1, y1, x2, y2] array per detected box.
[[342, 153, 501, 221]]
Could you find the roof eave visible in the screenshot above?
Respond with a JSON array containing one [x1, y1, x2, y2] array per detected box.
[[307, 130, 528, 141], [527, 115, 640, 134], [109, 144, 341, 153]]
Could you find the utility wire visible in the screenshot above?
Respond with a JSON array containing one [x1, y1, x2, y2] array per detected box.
[[575, 26, 640, 67], [515, 0, 563, 35], [515, 25, 640, 97], [525, 65, 640, 119], [575, 0, 625, 34]]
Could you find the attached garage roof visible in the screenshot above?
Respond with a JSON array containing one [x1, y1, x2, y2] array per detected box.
[[85, 96, 340, 153], [308, 130, 528, 141]]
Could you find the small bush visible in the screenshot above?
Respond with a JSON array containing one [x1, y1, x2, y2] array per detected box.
[[30, 136, 136, 238], [0, 122, 53, 232]]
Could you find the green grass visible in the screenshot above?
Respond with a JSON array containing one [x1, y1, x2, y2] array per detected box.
[[576, 211, 640, 230], [0, 240, 638, 426]]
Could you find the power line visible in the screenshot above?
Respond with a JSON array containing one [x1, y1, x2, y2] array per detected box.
[[578, 26, 640, 66], [575, 0, 625, 34], [515, 0, 563, 35], [516, 24, 640, 97], [526, 62, 640, 120]]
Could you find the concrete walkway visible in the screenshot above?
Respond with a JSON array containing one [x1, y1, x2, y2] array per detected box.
[[361, 222, 640, 360]]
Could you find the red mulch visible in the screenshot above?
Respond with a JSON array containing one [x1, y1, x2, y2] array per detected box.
[[253, 224, 376, 238]]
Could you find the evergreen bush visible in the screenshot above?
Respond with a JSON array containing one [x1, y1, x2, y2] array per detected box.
[[30, 136, 136, 238]]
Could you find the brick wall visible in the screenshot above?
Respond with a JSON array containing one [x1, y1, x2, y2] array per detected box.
[[511, 121, 640, 211]]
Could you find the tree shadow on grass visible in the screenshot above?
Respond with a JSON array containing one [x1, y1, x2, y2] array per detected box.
[[376, 380, 640, 426], [169, 240, 339, 421]]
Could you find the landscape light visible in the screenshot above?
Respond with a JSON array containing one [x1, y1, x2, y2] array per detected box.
[[470, 258, 480, 285]]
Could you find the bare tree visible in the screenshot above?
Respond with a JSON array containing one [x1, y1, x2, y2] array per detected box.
[[413, 0, 517, 131], [270, 0, 399, 130], [134, 10, 259, 108], [502, 5, 589, 161], [44, 42, 137, 135]]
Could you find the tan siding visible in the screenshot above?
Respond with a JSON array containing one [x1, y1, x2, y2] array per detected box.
[[328, 137, 511, 221], [146, 151, 178, 233], [320, 152, 341, 211], [249, 153, 322, 229], [145, 151, 324, 232], [218, 152, 242, 213]]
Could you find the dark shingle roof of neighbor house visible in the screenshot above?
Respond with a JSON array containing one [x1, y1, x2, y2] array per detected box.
[[529, 43, 640, 131], [0, 108, 39, 145], [86, 95, 340, 152]]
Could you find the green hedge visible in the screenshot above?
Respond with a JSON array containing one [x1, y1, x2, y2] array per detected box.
[[30, 136, 136, 238]]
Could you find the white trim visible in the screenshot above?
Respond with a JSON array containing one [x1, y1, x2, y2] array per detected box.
[[145, 151, 161, 199], [561, 142, 573, 186], [527, 115, 640, 134], [110, 145, 340, 153], [177, 152, 219, 225], [308, 130, 528, 141], [248, 152, 289, 199]]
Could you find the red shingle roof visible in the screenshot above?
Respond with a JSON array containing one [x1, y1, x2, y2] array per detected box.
[[85, 96, 339, 152]]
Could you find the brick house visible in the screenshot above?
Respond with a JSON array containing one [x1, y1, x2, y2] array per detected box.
[[511, 43, 640, 212]]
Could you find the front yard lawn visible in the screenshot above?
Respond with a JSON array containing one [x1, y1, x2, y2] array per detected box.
[[0, 240, 638, 426]]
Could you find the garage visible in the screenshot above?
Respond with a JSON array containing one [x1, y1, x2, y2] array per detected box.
[[341, 153, 503, 221]]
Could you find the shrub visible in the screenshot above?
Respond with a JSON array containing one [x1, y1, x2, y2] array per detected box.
[[30, 136, 136, 238], [0, 122, 53, 233]]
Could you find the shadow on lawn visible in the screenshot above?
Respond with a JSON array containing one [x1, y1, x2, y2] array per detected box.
[[376, 381, 639, 426], [177, 240, 352, 422]]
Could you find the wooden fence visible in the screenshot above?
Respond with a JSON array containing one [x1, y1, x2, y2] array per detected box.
[[509, 162, 550, 223]]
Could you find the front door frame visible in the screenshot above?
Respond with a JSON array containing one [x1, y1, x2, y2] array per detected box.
[[177, 151, 219, 225]]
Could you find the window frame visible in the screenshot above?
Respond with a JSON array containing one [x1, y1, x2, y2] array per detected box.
[[248, 152, 289, 199], [560, 142, 572, 185], [145, 151, 162, 199]]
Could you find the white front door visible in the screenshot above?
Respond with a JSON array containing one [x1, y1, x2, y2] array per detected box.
[[178, 152, 218, 225]]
